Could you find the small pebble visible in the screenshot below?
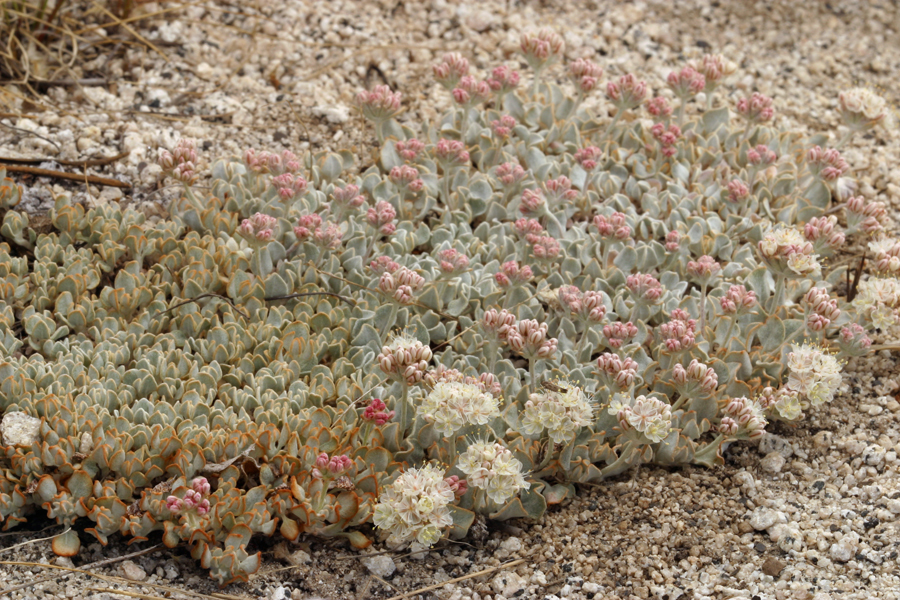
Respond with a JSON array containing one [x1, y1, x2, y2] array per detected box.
[[361, 555, 395, 578]]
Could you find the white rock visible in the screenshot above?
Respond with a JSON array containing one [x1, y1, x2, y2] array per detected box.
[[582, 581, 601, 593], [120, 560, 147, 582], [829, 539, 856, 562], [531, 570, 547, 585], [491, 572, 527, 596], [55, 556, 75, 568], [1, 412, 41, 446], [291, 549, 312, 565], [759, 434, 793, 458], [77, 137, 97, 152], [164, 562, 179, 580], [887, 498, 900, 514], [749, 507, 783, 531], [312, 104, 351, 124], [79, 432, 93, 454], [760, 452, 786, 474], [270, 586, 288, 600], [499, 536, 523, 553], [862, 444, 886, 466], [361, 555, 395, 578]]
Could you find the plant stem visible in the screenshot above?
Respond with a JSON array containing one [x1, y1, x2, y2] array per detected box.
[[397, 379, 410, 436], [528, 356, 537, 395], [699, 282, 708, 340]]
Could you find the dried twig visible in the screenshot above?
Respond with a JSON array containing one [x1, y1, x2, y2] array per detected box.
[[0, 120, 61, 151], [156, 293, 249, 320], [384, 559, 527, 600], [0, 527, 69, 556], [0, 151, 128, 168], [1, 164, 130, 188], [264, 291, 356, 305], [88, 0, 168, 62]]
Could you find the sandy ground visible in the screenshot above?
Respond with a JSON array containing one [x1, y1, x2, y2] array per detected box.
[[2, 1, 900, 599]]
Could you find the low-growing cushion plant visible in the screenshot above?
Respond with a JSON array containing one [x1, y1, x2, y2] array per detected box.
[[0, 29, 897, 585]]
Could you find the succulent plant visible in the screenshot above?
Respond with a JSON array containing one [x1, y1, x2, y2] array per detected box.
[[0, 32, 895, 586]]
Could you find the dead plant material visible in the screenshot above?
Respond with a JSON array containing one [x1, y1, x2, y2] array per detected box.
[[2, 163, 130, 188]]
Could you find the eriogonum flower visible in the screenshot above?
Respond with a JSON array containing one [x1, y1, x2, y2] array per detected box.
[[506, 319, 558, 360], [434, 139, 470, 168], [237, 212, 277, 245], [491, 115, 517, 139], [807, 146, 848, 181], [646, 96, 673, 119], [852, 277, 900, 330], [369, 255, 399, 275], [596, 352, 638, 389], [396, 138, 426, 162], [513, 218, 543, 239], [757, 226, 820, 277], [726, 179, 750, 203], [433, 53, 470, 90], [658, 309, 696, 352], [574, 146, 603, 171], [786, 344, 843, 407], [519, 189, 546, 217], [651, 123, 682, 158], [487, 65, 521, 95], [312, 452, 352, 479], [356, 85, 403, 124], [366, 200, 397, 235], [626, 273, 663, 304], [558, 286, 607, 323], [373, 464, 455, 547], [803, 215, 845, 255], [568, 58, 603, 93], [519, 28, 565, 71], [608, 394, 672, 443], [452, 75, 492, 107], [389, 165, 425, 195], [331, 184, 366, 212], [606, 74, 648, 112], [602, 321, 638, 349], [747, 144, 778, 166], [417, 381, 500, 436], [521, 383, 593, 444], [458, 441, 529, 504], [837, 323, 872, 357], [526, 234, 561, 261], [666, 66, 705, 99], [686, 255, 721, 283], [271, 172, 308, 201], [592, 212, 631, 240], [166, 476, 212, 524], [363, 398, 395, 426], [719, 285, 757, 314], [378, 266, 425, 304], [719, 396, 767, 439], [159, 139, 199, 184], [839, 87, 892, 133], [495, 162, 527, 189], [481, 308, 517, 342], [672, 359, 718, 397], [494, 261, 533, 288], [436, 248, 469, 275], [378, 332, 433, 384], [665, 230, 681, 252], [543, 176, 579, 204], [736, 92, 775, 123], [423, 365, 503, 398], [844, 195, 886, 235], [692, 54, 737, 94]]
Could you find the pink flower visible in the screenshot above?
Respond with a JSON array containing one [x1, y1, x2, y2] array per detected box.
[[491, 115, 517, 139], [666, 66, 705, 99], [166, 495, 183, 513], [496, 162, 527, 188], [665, 230, 681, 252], [602, 321, 638, 349], [396, 138, 426, 162], [434, 139, 470, 167], [646, 96, 673, 118], [367, 201, 397, 236], [356, 85, 402, 123], [720, 285, 757, 314], [597, 352, 638, 388], [606, 74, 648, 111], [519, 189, 546, 217], [747, 145, 777, 166], [488, 65, 520, 95], [626, 273, 662, 303], [574, 146, 603, 171], [520, 28, 565, 70], [433, 53, 470, 90], [736, 92, 775, 123], [726, 179, 750, 202], [363, 398, 395, 426], [569, 58, 603, 93], [495, 261, 533, 288], [437, 248, 470, 274], [238, 212, 278, 244], [807, 146, 848, 181], [452, 76, 491, 106], [686, 255, 721, 281], [191, 477, 210, 496], [527, 234, 561, 260], [544, 176, 578, 204], [444, 475, 468, 498]]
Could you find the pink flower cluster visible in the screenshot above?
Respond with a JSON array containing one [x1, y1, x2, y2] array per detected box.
[[513, 218, 543, 238], [491, 115, 517, 139], [389, 165, 425, 193], [423, 364, 503, 397], [496, 162, 527, 188], [313, 452, 352, 479], [356, 85, 402, 123], [544, 176, 578, 204], [838, 323, 872, 356], [369, 255, 400, 275], [331, 184, 366, 211], [434, 139, 470, 167], [606, 74, 648, 111], [271, 172, 308, 201], [719, 396, 766, 439], [574, 146, 603, 171], [507, 319, 559, 360], [665, 230, 681, 252], [603, 321, 638, 349], [803, 215, 845, 253], [433, 53, 470, 90], [672, 359, 718, 395], [844, 196, 885, 234], [596, 353, 638, 388], [437, 248, 470, 274], [747, 145, 778, 166], [646, 96, 673, 119], [568, 58, 603, 93], [519, 189, 546, 217], [166, 477, 211, 516], [719, 285, 757, 314], [238, 212, 277, 243], [726, 179, 750, 202], [452, 76, 491, 106], [658, 309, 696, 352], [651, 123, 681, 158], [366, 200, 397, 236], [378, 266, 425, 304], [736, 92, 775, 123], [494, 261, 533, 288], [804, 287, 841, 332], [482, 308, 517, 341], [159, 139, 199, 184], [666, 66, 705, 99], [527, 235, 561, 260], [693, 54, 735, 88], [487, 65, 520, 95], [244, 148, 301, 175], [520, 28, 565, 69], [626, 273, 663, 303], [377, 337, 433, 385], [293, 214, 342, 250], [396, 139, 426, 163], [444, 475, 468, 498], [807, 146, 848, 181], [558, 286, 607, 323], [363, 398, 395, 426], [686, 255, 721, 282]]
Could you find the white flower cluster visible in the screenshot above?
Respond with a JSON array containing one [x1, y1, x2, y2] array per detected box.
[[520, 383, 593, 443], [787, 344, 843, 407], [852, 277, 900, 331], [417, 381, 500, 436], [608, 393, 672, 443], [372, 464, 454, 548], [757, 226, 820, 277], [457, 441, 529, 504], [839, 87, 892, 131]]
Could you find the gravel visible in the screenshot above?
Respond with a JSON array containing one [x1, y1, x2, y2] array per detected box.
[[2, 0, 900, 599]]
